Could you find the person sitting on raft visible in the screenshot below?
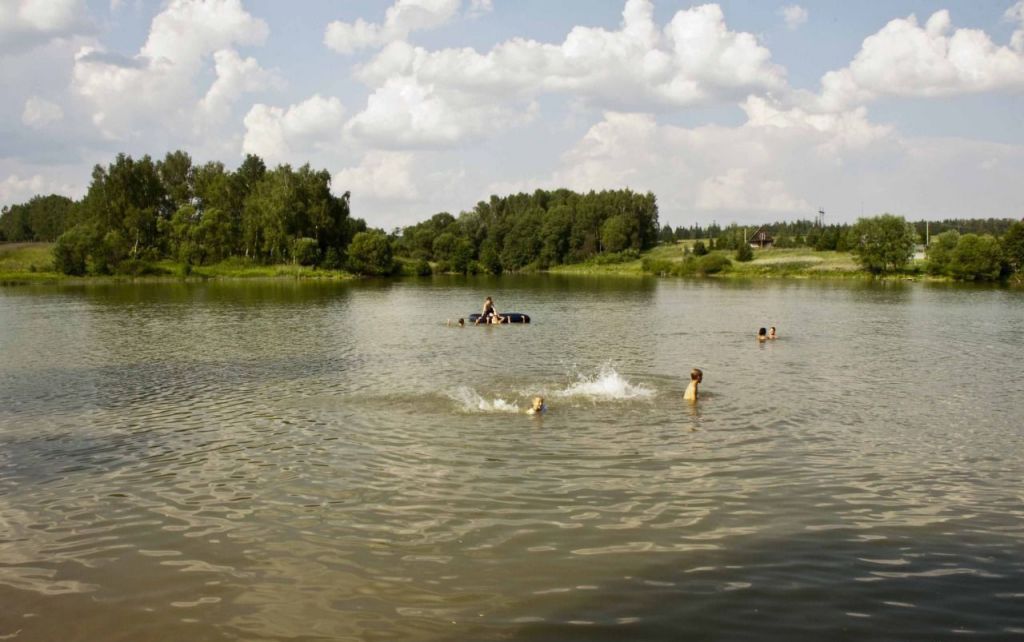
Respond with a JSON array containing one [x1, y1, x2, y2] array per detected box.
[[683, 368, 702, 402], [475, 296, 504, 325]]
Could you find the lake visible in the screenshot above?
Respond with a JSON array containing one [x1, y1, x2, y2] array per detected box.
[[1, 276, 1022, 641]]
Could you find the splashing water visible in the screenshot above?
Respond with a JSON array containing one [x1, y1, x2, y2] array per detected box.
[[556, 363, 654, 401], [448, 386, 521, 413]]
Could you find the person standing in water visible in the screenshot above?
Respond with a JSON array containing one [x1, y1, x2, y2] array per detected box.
[[683, 368, 702, 402], [769, 326, 777, 340], [757, 327, 768, 342], [476, 296, 504, 325]]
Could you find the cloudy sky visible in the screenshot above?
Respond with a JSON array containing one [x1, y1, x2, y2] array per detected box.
[[2, 0, 1023, 230]]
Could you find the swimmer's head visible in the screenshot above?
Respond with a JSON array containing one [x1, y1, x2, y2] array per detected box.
[[758, 327, 767, 337], [458, 318, 465, 326], [690, 368, 702, 382], [531, 396, 545, 411]]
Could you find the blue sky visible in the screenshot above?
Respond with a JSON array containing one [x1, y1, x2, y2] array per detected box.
[[2, 0, 1023, 229]]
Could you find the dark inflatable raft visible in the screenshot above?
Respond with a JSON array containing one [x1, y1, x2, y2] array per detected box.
[[468, 312, 531, 324]]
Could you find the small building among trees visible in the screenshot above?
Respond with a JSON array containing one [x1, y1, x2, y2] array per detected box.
[[748, 226, 774, 249]]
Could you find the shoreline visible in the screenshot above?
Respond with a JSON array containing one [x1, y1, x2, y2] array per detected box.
[[1, 242, 1015, 286]]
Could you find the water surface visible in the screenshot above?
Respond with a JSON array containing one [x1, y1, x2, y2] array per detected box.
[[1, 276, 1022, 640]]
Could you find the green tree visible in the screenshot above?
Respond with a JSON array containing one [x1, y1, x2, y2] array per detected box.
[[52, 225, 94, 275], [347, 230, 395, 275], [850, 214, 916, 273], [735, 242, 753, 262], [1002, 221, 1024, 275], [925, 230, 960, 276], [693, 240, 708, 256], [601, 214, 632, 253], [948, 234, 1004, 281]]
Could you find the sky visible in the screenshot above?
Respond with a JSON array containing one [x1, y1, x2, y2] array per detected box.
[[2, 0, 1023, 230]]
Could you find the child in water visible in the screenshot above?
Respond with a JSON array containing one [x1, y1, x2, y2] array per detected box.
[[757, 327, 768, 342], [526, 396, 546, 415], [683, 368, 702, 402], [769, 326, 777, 339]]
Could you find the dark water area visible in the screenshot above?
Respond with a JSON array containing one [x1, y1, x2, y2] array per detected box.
[[1, 276, 1022, 641]]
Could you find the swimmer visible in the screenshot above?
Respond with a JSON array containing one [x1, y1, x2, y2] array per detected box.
[[769, 326, 777, 340], [683, 368, 702, 402], [446, 318, 465, 327], [526, 396, 547, 415], [757, 327, 767, 342]]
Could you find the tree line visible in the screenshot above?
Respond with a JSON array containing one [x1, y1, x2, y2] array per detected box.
[[392, 188, 661, 275], [0, 152, 661, 276], [0, 149, 1020, 281]]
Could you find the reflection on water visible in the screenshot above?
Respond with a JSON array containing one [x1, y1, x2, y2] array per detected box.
[[1, 276, 1023, 641]]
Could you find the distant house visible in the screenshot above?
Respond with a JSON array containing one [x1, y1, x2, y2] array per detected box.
[[748, 227, 774, 249]]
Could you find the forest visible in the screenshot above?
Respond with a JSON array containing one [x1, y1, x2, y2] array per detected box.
[[0, 151, 660, 276], [1, 149, 1021, 281]]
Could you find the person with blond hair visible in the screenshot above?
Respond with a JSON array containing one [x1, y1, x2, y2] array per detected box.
[[683, 368, 702, 402]]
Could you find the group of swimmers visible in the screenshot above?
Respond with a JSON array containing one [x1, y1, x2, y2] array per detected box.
[[449, 295, 778, 412], [757, 326, 778, 342]]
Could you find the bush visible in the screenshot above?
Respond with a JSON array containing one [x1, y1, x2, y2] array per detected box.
[[697, 253, 732, 275], [926, 230, 959, 276], [590, 249, 640, 265], [948, 234, 1004, 281], [735, 243, 754, 262], [693, 240, 708, 256], [321, 247, 343, 270], [347, 230, 396, 276], [413, 258, 433, 276], [291, 237, 319, 266], [53, 225, 92, 275]]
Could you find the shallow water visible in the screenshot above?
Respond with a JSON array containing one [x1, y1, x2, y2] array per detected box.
[[1, 276, 1022, 641]]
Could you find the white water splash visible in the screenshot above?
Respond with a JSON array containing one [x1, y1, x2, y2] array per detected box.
[[556, 364, 653, 401], [448, 386, 521, 413]]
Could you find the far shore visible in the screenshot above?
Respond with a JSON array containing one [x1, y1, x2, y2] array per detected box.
[[0, 241, 1013, 286]]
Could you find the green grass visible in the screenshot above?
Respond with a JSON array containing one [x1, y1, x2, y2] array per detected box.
[[0, 243, 355, 284], [0, 242, 62, 284]]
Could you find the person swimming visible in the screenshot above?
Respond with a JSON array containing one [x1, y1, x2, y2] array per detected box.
[[683, 368, 702, 402], [446, 318, 466, 327], [769, 326, 777, 339], [526, 396, 546, 415], [757, 327, 767, 342]]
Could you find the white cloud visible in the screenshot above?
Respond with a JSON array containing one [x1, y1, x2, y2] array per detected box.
[[242, 95, 347, 164], [346, 73, 539, 147], [510, 102, 905, 223], [71, 0, 271, 141], [333, 151, 419, 201], [0, 173, 77, 206], [0, 0, 92, 55], [139, 0, 268, 68], [347, 0, 785, 146], [779, 5, 808, 31], [1008, 1, 1024, 52], [696, 167, 809, 212], [324, 0, 461, 54], [21, 96, 64, 128], [741, 95, 891, 151], [199, 48, 282, 125], [819, 9, 1024, 110]]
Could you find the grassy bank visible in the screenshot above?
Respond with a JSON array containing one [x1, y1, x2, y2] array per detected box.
[[0, 243, 354, 284], [0, 240, 938, 285], [0, 243, 63, 284], [550, 243, 918, 279]]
